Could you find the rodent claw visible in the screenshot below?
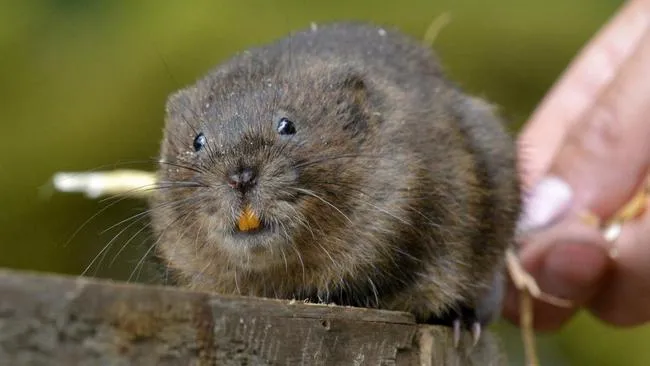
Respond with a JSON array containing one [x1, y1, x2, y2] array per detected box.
[[450, 317, 482, 348], [453, 319, 461, 348], [471, 322, 481, 347]]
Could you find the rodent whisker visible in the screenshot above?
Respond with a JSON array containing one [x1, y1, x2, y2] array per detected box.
[[367, 276, 380, 308], [178, 216, 219, 288], [64, 191, 136, 249], [64, 159, 159, 172], [79, 173, 204, 205], [233, 265, 241, 295], [293, 213, 319, 244], [191, 250, 215, 288], [100, 194, 200, 235], [313, 240, 345, 287], [303, 182, 428, 233], [280, 198, 339, 283], [96, 180, 203, 207], [288, 185, 429, 273], [311, 235, 335, 267], [278, 196, 345, 284], [289, 187, 353, 225], [107, 221, 152, 268], [271, 137, 293, 160], [279, 222, 306, 286], [193, 209, 208, 255], [284, 186, 425, 270], [319, 183, 413, 225], [293, 153, 381, 169], [355, 198, 414, 228], [276, 197, 314, 236], [67, 182, 184, 275], [64, 174, 191, 250], [401, 202, 441, 229], [127, 235, 160, 283], [177, 112, 222, 169], [154, 180, 207, 189], [84, 213, 151, 278], [359, 196, 443, 233], [279, 241, 289, 275], [310, 179, 443, 230], [81, 222, 131, 276], [84, 195, 201, 276], [126, 207, 194, 283], [300, 180, 372, 197], [157, 160, 208, 175]]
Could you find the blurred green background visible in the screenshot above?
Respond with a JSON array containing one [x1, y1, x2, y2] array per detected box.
[[1, 0, 648, 365]]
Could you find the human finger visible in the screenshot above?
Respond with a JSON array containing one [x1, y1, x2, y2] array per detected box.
[[588, 208, 650, 326], [518, 0, 650, 189], [502, 217, 611, 331], [518, 19, 650, 237]]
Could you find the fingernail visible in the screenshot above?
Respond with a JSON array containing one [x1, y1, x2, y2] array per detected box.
[[517, 176, 574, 235]]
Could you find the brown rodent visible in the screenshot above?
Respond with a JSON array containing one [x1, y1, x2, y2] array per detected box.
[[149, 22, 521, 334]]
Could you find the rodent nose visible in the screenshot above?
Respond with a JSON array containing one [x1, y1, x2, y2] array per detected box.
[[227, 167, 257, 192]]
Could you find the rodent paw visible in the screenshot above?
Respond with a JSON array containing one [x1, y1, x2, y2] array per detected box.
[[426, 304, 483, 349]]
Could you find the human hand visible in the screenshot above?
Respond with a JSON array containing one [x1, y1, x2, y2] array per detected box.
[[503, 0, 650, 330]]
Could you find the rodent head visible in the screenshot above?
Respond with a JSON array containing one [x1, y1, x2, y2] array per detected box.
[[152, 61, 382, 273]]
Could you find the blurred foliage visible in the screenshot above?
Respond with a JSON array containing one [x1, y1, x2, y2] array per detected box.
[[1, 0, 648, 365]]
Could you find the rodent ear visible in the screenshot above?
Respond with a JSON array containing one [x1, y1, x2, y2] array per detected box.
[[162, 87, 200, 154], [164, 87, 195, 120], [335, 74, 374, 135], [341, 75, 368, 106], [462, 96, 500, 118]]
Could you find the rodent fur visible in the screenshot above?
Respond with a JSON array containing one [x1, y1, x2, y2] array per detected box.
[[149, 22, 521, 327]]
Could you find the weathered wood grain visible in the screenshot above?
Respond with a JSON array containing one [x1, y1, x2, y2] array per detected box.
[[0, 268, 507, 365]]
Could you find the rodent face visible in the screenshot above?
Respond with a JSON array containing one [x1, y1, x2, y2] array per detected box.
[[153, 67, 378, 272]]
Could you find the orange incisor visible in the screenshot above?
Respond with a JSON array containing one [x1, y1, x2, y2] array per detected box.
[[238, 204, 261, 231]]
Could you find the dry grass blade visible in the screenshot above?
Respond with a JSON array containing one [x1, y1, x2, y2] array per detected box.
[[506, 248, 573, 366], [423, 12, 452, 46], [52, 170, 156, 198]]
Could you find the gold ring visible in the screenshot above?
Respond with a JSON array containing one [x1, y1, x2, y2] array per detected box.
[[602, 221, 623, 244], [601, 221, 622, 258]]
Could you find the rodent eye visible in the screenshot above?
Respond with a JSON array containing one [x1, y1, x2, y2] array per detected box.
[[193, 133, 207, 152], [277, 117, 296, 136]]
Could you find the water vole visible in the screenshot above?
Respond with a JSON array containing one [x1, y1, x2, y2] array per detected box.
[[149, 22, 521, 336]]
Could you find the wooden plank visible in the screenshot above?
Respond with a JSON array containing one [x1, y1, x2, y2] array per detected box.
[[0, 268, 506, 365]]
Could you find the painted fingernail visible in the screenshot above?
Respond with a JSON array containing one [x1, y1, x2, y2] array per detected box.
[[517, 176, 574, 235]]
